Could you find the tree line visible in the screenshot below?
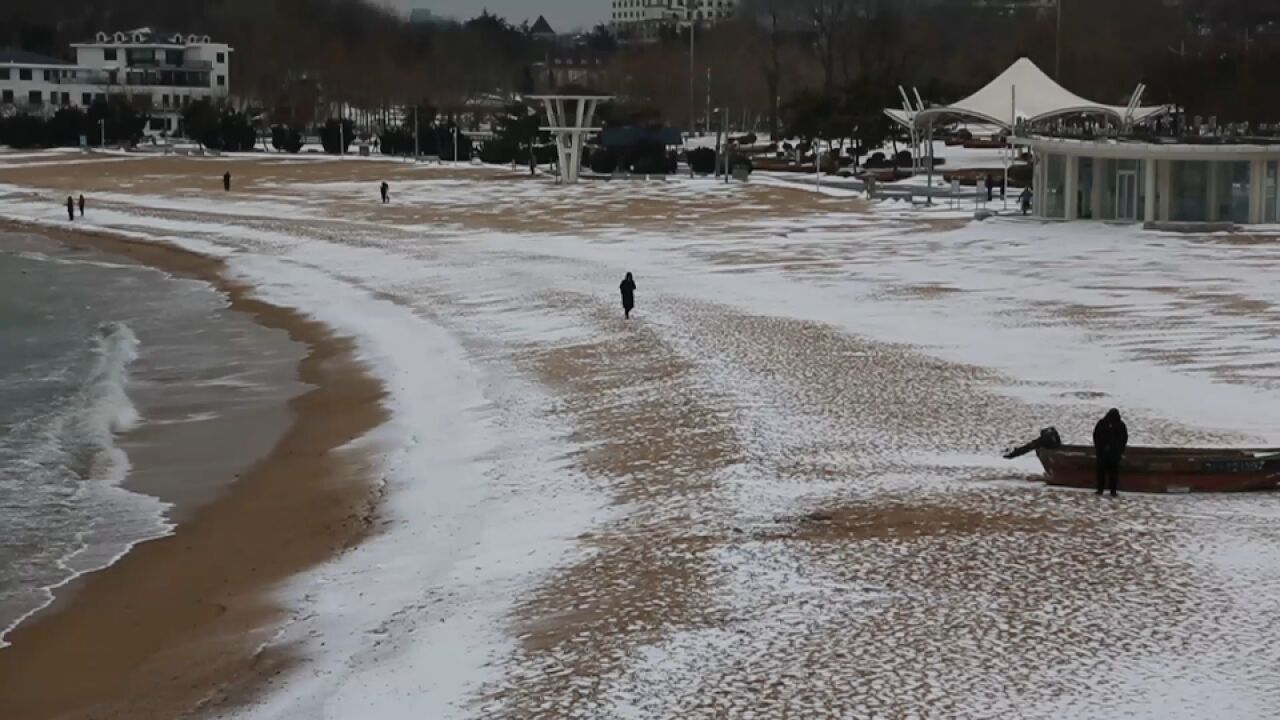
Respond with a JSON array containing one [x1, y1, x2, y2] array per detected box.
[[2, 0, 1277, 147]]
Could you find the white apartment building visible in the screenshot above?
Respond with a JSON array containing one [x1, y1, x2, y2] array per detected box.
[[610, 0, 740, 40], [0, 28, 233, 136]]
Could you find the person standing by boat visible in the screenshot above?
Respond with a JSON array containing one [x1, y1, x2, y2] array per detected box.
[[1093, 409, 1128, 497], [619, 272, 636, 319]]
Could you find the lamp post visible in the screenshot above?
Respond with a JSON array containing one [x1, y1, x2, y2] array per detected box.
[[689, 14, 696, 137], [1055, 0, 1063, 80], [414, 105, 419, 162], [452, 126, 459, 164], [98, 118, 105, 148]]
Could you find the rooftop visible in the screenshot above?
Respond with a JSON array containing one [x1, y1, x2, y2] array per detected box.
[[0, 48, 71, 66], [74, 28, 218, 46]]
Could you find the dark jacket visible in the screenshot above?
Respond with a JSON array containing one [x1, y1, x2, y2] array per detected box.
[[1093, 410, 1128, 463], [620, 275, 636, 309]]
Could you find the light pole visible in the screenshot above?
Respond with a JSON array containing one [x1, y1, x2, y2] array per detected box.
[[1055, 0, 1063, 80], [413, 105, 419, 162], [452, 126, 459, 164], [98, 119, 105, 148], [689, 15, 696, 137]]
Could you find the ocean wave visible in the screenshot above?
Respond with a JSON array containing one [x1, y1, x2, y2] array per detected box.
[[79, 322, 142, 484]]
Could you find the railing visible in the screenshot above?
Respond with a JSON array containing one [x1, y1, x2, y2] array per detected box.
[[122, 58, 214, 70], [1023, 117, 1280, 144]]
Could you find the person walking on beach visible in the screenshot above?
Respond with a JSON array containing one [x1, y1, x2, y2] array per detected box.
[[66, 196, 75, 221], [619, 272, 636, 319], [1093, 409, 1128, 497], [78, 194, 85, 218], [223, 171, 232, 192], [380, 181, 389, 204]]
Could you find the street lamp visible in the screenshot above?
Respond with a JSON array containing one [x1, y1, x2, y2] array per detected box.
[[99, 118, 105, 148], [452, 126, 459, 164], [1055, 0, 1063, 80]]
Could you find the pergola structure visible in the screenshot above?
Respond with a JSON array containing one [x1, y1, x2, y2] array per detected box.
[[529, 94, 613, 184], [886, 58, 1169, 133]]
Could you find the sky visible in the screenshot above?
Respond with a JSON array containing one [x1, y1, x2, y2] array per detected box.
[[382, 0, 606, 32]]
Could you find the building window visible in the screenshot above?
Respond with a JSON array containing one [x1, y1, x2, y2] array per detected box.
[[216, 75, 225, 87], [0, 68, 8, 80], [166, 50, 183, 66], [44, 69, 53, 81], [29, 90, 42, 105], [104, 48, 118, 61], [216, 52, 225, 63], [150, 118, 166, 131], [61, 92, 70, 105], [82, 93, 91, 105], [19, 68, 32, 81], [1, 90, 12, 104], [162, 94, 170, 107]]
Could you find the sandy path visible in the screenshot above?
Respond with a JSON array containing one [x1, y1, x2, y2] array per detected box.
[[2, 153, 1280, 719]]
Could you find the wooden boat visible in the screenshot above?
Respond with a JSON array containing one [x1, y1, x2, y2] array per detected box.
[[1035, 445, 1280, 493]]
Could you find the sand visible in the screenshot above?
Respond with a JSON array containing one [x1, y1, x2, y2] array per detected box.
[[0, 220, 388, 720]]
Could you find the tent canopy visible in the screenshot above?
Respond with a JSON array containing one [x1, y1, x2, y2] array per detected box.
[[887, 58, 1169, 131]]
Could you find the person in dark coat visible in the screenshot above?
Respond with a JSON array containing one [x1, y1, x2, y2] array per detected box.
[[380, 181, 389, 204], [78, 194, 85, 217], [66, 196, 75, 221], [1019, 186, 1033, 215], [1093, 409, 1128, 496], [619, 272, 636, 319], [223, 171, 232, 192]]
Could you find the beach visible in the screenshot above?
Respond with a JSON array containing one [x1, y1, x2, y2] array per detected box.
[[1, 150, 1280, 719], [0, 217, 386, 719]]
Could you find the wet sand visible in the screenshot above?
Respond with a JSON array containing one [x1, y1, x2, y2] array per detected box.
[[0, 220, 388, 720]]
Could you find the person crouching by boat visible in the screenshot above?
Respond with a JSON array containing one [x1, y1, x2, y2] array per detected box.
[[1093, 409, 1128, 497]]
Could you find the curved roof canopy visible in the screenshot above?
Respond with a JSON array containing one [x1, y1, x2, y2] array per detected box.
[[888, 59, 1170, 131]]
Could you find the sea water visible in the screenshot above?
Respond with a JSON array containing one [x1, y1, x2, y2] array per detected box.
[[0, 232, 305, 647]]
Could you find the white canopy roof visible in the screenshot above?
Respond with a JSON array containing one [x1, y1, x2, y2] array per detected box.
[[888, 58, 1169, 130]]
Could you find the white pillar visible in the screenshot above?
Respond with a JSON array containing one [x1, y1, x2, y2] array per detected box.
[[1159, 160, 1173, 220], [1091, 158, 1105, 220], [1144, 158, 1157, 224], [1207, 161, 1220, 221], [1064, 155, 1079, 220], [1249, 159, 1265, 225]]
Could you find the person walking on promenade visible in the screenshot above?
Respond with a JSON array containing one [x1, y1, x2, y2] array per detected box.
[[66, 196, 75, 221], [223, 171, 232, 192], [78, 194, 85, 217], [1093, 409, 1128, 497], [380, 181, 389, 204], [1019, 186, 1033, 215], [620, 272, 637, 319]]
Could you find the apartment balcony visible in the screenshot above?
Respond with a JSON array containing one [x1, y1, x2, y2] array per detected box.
[[124, 58, 213, 70]]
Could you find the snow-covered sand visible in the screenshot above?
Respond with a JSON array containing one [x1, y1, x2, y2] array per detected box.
[[2, 155, 1280, 718]]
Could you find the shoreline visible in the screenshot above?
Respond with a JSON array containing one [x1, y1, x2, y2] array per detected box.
[[0, 220, 389, 720]]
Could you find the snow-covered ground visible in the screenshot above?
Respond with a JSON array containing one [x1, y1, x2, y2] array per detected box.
[[2, 156, 1280, 719]]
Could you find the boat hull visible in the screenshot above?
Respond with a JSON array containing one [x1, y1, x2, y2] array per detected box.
[[1035, 445, 1280, 493]]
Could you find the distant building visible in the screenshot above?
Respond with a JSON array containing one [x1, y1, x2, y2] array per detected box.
[[530, 15, 558, 40], [533, 52, 611, 93], [409, 8, 449, 25], [0, 28, 232, 136], [610, 0, 740, 41]]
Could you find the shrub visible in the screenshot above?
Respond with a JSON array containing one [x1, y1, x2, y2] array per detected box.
[[271, 125, 304, 153], [865, 151, 889, 168], [589, 147, 618, 174], [320, 118, 355, 154], [687, 147, 717, 174]]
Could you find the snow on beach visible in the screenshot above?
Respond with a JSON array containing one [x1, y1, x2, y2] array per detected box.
[[3, 155, 1280, 718]]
